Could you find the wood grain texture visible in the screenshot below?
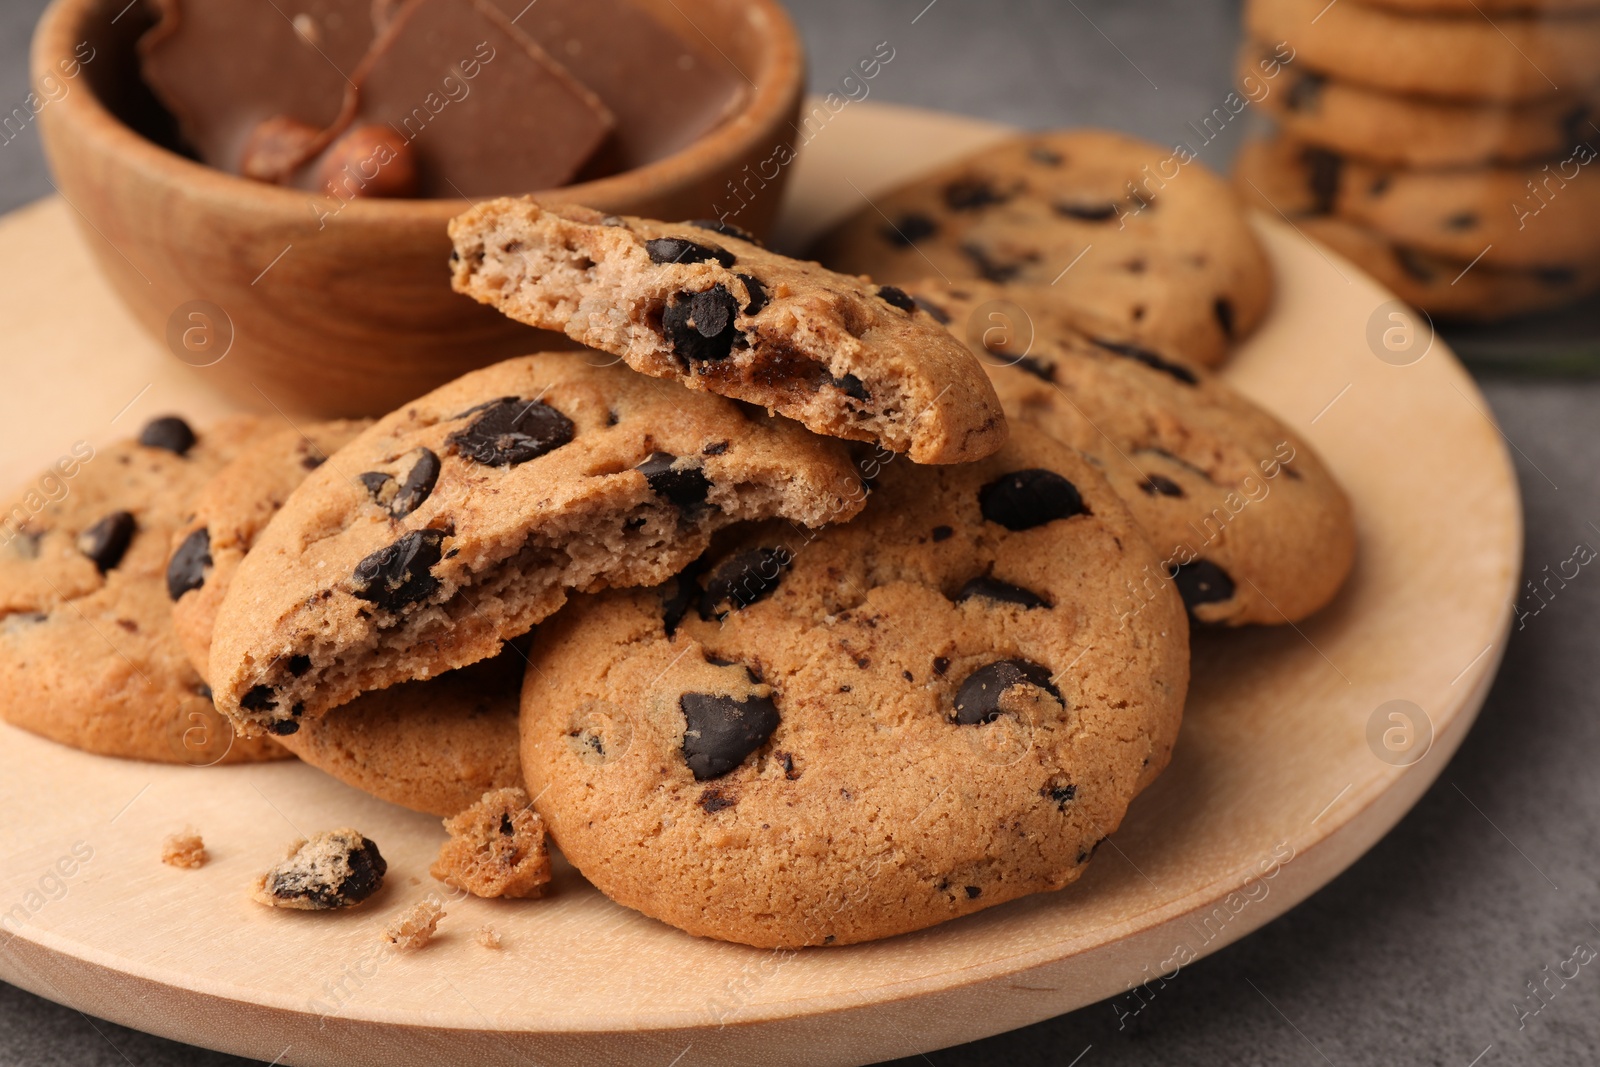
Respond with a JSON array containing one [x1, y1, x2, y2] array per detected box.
[[0, 102, 1520, 1067]]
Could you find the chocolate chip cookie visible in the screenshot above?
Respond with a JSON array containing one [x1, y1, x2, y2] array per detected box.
[[810, 129, 1274, 368], [447, 200, 1007, 464], [1247, 0, 1600, 102], [520, 423, 1189, 948], [209, 353, 868, 737], [0, 415, 287, 764], [904, 279, 1356, 625], [1235, 132, 1600, 273], [169, 420, 371, 677], [276, 650, 523, 817], [1248, 46, 1599, 167]]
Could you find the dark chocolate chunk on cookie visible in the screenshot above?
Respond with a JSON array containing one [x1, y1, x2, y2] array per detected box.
[[680, 691, 781, 780]]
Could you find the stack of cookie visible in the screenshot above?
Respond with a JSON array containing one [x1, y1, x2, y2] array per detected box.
[[0, 130, 1358, 949], [1238, 0, 1600, 320]]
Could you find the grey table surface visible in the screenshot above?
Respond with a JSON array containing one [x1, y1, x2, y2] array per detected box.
[[3, 1, 1599, 1064]]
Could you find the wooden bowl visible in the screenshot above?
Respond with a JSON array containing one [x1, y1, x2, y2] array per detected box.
[[30, 0, 804, 417]]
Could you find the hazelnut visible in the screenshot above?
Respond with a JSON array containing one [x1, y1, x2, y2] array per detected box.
[[239, 115, 322, 183], [315, 124, 420, 200]]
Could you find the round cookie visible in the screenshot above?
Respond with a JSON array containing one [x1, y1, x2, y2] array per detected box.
[[1247, 46, 1600, 167], [449, 201, 1007, 465], [1300, 215, 1600, 319], [520, 424, 1190, 948], [161, 419, 520, 813], [903, 279, 1356, 626], [210, 353, 869, 737], [275, 650, 523, 817], [0, 415, 287, 764], [810, 129, 1274, 369], [169, 420, 371, 676], [1234, 131, 1600, 270], [1247, 0, 1600, 102]]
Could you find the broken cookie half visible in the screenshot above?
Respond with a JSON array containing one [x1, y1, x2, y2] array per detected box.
[[210, 353, 867, 735], [448, 200, 1008, 465]]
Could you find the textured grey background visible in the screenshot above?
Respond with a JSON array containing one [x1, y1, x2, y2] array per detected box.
[[4, 1, 1600, 1064]]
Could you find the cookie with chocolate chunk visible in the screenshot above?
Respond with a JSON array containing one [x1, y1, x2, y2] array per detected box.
[[447, 201, 1007, 464], [209, 353, 867, 737], [520, 423, 1188, 948], [0, 415, 287, 764], [251, 828, 386, 910], [904, 279, 1356, 625], [1246, 46, 1599, 168], [169, 420, 371, 677], [1247, 0, 1600, 103], [811, 129, 1273, 368], [1235, 132, 1600, 280]]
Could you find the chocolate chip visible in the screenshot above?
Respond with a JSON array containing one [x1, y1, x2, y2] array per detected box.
[[777, 751, 800, 779], [952, 659, 1061, 725], [391, 449, 440, 517], [699, 786, 737, 813], [646, 236, 736, 267], [931, 525, 954, 542], [1369, 174, 1391, 197], [1013, 356, 1056, 383], [832, 373, 870, 401], [636, 451, 711, 509], [448, 397, 575, 467], [663, 285, 741, 363], [358, 471, 393, 501], [1139, 474, 1184, 498], [680, 691, 781, 780], [661, 557, 707, 636], [736, 273, 769, 315], [1285, 71, 1325, 112], [268, 720, 300, 736], [351, 529, 446, 611], [961, 242, 1030, 283], [979, 469, 1087, 531], [241, 685, 277, 712], [338, 837, 387, 904], [912, 296, 950, 324], [159, 526, 210, 600], [139, 416, 196, 456], [1030, 145, 1063, 165], [1535, 266, 1578, 287], [1396, 247, 1439, 283], [934, 656, 950, 676], [77, 512, 135, 574], [885, 212, 938, 245], [965, 885, 982, 899], [699, 547, 790, 619], [685, 218, 760, 245], [1054, 201, 1119, 222], [1042, 781, 1077, 809], [944, 178, 1008, 211], [1091, 337, 1199, 385], [301, 452, 326, 470], [287, 654, 312, 677], [1169, 559, 1235, 610], [877, 285, 916, 312], [1302, 147, 1342, 215], [1444, 211, 1478, 231], [954, 577, 1049, 609], [1214, 297, 1235, 338], [702, 440, 730, 456]]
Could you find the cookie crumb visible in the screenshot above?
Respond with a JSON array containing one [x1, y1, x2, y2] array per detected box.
[[476, 924, 503, 950], [250, 828, 387, 911], [383, 898, 445, 950], [430, 787, 551, 899], [161, 828, 207, 869]]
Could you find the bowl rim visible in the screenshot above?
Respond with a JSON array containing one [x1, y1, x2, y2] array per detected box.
[[30, 0, 805, 221]]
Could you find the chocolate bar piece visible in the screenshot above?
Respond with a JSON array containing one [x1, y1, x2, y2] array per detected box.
[[138, 0, 375, 174], [488, 0, 745, 167], [301, 0, 615, 197]]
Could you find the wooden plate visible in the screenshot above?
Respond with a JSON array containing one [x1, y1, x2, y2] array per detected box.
[[0, 102, 1520, 1067]]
